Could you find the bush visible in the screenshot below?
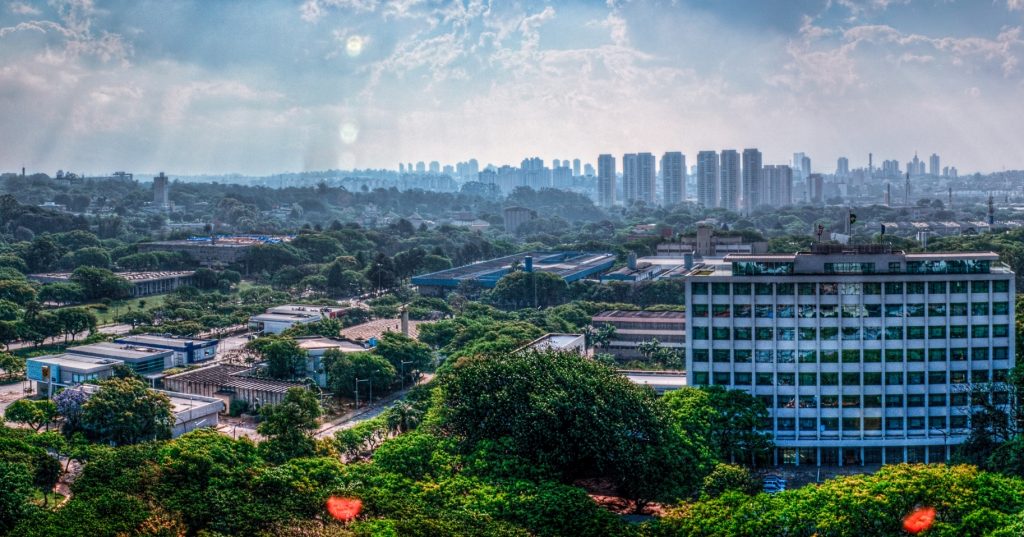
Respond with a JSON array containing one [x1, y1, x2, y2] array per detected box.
[[229, 399, 250, 417]]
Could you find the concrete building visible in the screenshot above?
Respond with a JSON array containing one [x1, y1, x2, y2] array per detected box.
[[929, 154, 940, 176], [518, 333, 587, 355], [741, 148, 763, 213], [658, 226, 769, 257], [661, 152, 686, 207], [412, 251, 616, 296], [30, 271, 196, 298], [295, 336, 367, 386], [138, 235, 293, 268], [153, 172, 169, 211], [503, 206, 535, 235], [114, 334, 218, 366], [719, 150, 740, 211], [598, 154, 616, 207], [65, 342, 174, 377], [248, 304, 349, 335], [26, 354, 121, 393], [684, 245, 1015, 466], [591, 310, 686, 360], [763, 165, 794, 208], [162, 363, 304, 408], [836, 157, 849, 177], [697, 151, 719, 208], [622, 370, 688, 395]]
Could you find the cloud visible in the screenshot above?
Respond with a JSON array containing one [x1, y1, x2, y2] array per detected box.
[[1009, 0, 1023, 12], [8, 2, 41, 15]]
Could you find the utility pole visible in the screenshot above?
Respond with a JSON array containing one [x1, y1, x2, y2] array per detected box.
[[400, 360, 413, 390], [355, 378, 369, 408]]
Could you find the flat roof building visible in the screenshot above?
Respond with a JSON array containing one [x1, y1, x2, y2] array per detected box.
[[295, 336, 367, 386], [684, 245, 1015, 467], [592, 310, 686, 360], [26, 354, 121, 392], [138, 235, 293, 268], [411, 251, 616, 296], [114, 334, 218, 367], [30, 271, 196, 298], [517, 333, 587, 355], [65, 342, 174, 377], [162, 363, 305, 408], [249, 304, 349, 335]]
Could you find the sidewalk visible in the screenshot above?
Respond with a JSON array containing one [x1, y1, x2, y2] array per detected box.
[[315, 374, 433, 438]]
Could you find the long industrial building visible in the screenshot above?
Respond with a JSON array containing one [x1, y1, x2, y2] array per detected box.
[[684, 245, 1015, 466], [411, 251, 615, 296]]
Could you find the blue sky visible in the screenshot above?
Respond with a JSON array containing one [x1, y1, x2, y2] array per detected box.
[[1, 0, 1022, 175]]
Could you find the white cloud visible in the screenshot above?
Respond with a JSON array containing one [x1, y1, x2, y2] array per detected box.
[[8, 2, 41, 15], [1008, 0, 1023, 12]]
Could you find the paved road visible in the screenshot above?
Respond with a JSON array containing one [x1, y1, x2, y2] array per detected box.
[[5, 323, 132, 352]]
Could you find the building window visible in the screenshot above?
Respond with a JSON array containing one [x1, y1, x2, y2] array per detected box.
[[951, 416, 969, 430], [821, 373, 838, 385], [886, 417, 904, 430], [778, 373, 795, 386], [692, 327, 708, 340], [755, 327, 774, 340], [799, 327, 817, 341], [692, 372, 709, 385], [929, 445, 946, 463], [843, 416, 861, 430], [951, 392, 968, 405], [885, 326, 904, 340], [907, 303, 925, 317], [712, 283, 730, 295], [971, 302, 990, 316], [777, 283, 795, 294], [994, 369, 1010, 382], [907, 348, 925, 361], [821, 395, 839, 408], [971, 281, 989, 293], [777, 350, 795, 363], [821, 304, 839, 318], [755, 305, 774, 318], [820, 283, 838, 295], [886, 372, 904, 384], [950, 348, 968, 361], [713, 350, 731, 362], [692, 282, 708, 294], [692, 304, 709, 317], [928, 393, 947, 406], [691, 349, 709, 362], [928, 326, 946, 339], [907, 447, 926, 463], [864, 282, 881, 295], [866, 304, 882, 318], [907, 372, 925, 385], [842, 350, 860, 363], [799, 350, 817, 363], [928, 349, 946, 362], [864, 373, 882, 385], [908, 394, 925, 407], [908, 417, 925, 429], [735, 372, 752, 384], [928, 371, 947, 384], [886, 394, 903, 406], [713, 304, 731, 318], [756, 350, 773, 363], [777, 305, 795, 318], [842, 372, 860, 385], [799, 305, 816, 318], [994, 280, 1009, 292], [950, 325, 967, 339], [735, 304, 752, 317], [972, 370, 990, 383], [842, 327, 861, 340], [885, 282, 903, 294], [734, 349, 752, 363], [798, 283, 816, 296], [885, 349, 903, 362], [907, 326, 925, 339], [713, 327, 731, 340], [779, 328, 795, 341], [972, 325, 989, 338], [756, 373, 773, 386], [820, 350, 838, 363], [800, 418, 818, 431], [927, 281, 947, 294], [993, 324, 1010, 337], [822, 327, 839, 340], [864, 417, 882, 430], [993, 302, 1010, 315], [972, 347, 990, 361], [907, 282, 925, 294], [950, 281, 967, 293], [733, 283, 751, 294], [712, 372, 731, 385], [755, 283, 773, 295], [994, 347, 1009, 360], [950, 303, 967, 316], [885, 304, 904, 317], [799, 373, 816, 385], [928, 303, 946, 316], [734, 327, 752, 340]]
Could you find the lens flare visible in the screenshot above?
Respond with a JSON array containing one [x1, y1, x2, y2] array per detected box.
[[326, 496, 362, 522], [339, 122, 359, 144], [346, 35, 364, 57], [902, 506, 936, 534]]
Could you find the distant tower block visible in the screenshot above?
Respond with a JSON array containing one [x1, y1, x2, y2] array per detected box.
[[154, 172, 169, 210]]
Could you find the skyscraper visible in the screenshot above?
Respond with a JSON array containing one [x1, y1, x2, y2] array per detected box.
[[622, 153, 638, 203], [552, 159, 561, 169], [637, 152, 656, 205], [762, 165, 793, 207], [415, 161, 426, 174], [696, 151, 719, 208], [584, 163, 595, 177], [741, 148, 762, 213], [429, 161, 440, 173], [572, 158, 581, 177], [836, 157, 849, 176], [598, 154, 616, 207], [929, 154, 940, 176], [661, 151, 686, 207], [153, 172, 169, 210], [719, 150, 740, 211]]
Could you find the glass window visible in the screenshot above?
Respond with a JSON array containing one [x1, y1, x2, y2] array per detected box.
[[928, 370, 947, 384], [928, 349, 946, 362], [971, 281, 989, 293], [820, 283, 838, 295], [777, 283, 795, 295], [799, 373, 816, 386], [885, 349, 903, 362], [692, 372, 709, 385], [950, 372, 968, 385], [821, 418, 839, 432], [928, 393, 947, 406], [800, 418, 818, 431], [840, 283, 862, 295], [908, 372, 925, 385], [972, 302, 989, 316], [820, 305, 837, 318], [776, 305, 794, 318], [885, 282, 903, 294], [755, 283, 773, 295], [864, 394, 882, 407], [885, 304, 904, 317], [994, 280, 1009, 292], [864, 282, 881, 295], [692, 282, 709, 294], [821, 372, 838, 385], [798, 282, 816, 296], [777, 396, 796, 408], [993, 302, 1010, 315], [692, 304, 709, 317], [864, 373, 882, 385], [993, 324, 1010, 337], [712, 304, 731, 318], [994, 347, 1009, 360], [843, 395, 860, 408], [843, 417, 861, 430], [755, 305, 774, 318], [907, 303, 925, 317], [886, 417, 904, 429], [713, 349, 731, 362], [778, 373, 795, 386], [928, 303, 946, 316], [799, 349, 817, 363], [734, 327, 752, 340], [820, 350, 838, 363], [779, 328, 795, 341], [799, 305, 816, 318], [735, 372, 752, 385], [886, 372, 903, 384], [908, 394, 925, 407], [756, 372, 773, 385], [692, 349, 709, 362], [908, 416, 925, 429], [951, 415, 969, 429], [799, 327, 817, 340], [734, 304, 751, 318], [928, 325, 946, 339], [950, 303, 967, 316], [907, 348, 925, 361], [734, 349, 752, 363], [973, 370, 990, 382], [842, 327, 861, 340], [843, 305, 867, 318], [777, 350, 795, 363], [842, 350, 860, 363], [733, 283, 751, 295], [888, 261, 902, 273], [692, 327, 708, 340], [713, 372, 731, 385], [756, 327, 773, 340], [842, 372, 860, 385], [865, 304, 882, 318], [928, 281, 947, 294], [821, 395, 839, 408], [778, 418, 796, 431], [756, 350, 773, 363], [950, 281, 967, 293], [864, 327, 882, 340], [972, 325, 989, 338], [994, 369, 1010, 382], [712, 282, 730, 295], [907, 282, 924, 294], [885, 326, 904, 340], [907, 326, 925, 339], [863, 349, 881, 362], [713, 327, 731, 340], [950, 325, 967, 339], [951, 348, 968, 361], [951, 392, 968, 405]]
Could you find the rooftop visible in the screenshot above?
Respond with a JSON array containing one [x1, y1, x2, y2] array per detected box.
[[593, 310, 686, 321], [411, 251, 616, 288], [519, 333, 585, 352], [30, 270, 195, 282], [295, 336, 366, 353], [145, 234, 293, 248], [163, 364, 302, 395], [340, 318, 424, 341], [28, 353, 122, 372], [66, 342, 171, 361], [116, 334, 218, 348]]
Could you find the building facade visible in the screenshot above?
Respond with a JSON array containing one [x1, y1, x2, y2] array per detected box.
[[684, 246, 1015, 466], [719, 150, 740, 211], [661, 151, 686, 207], [763, 165, 793, 208], [741, 148, 762, 214], [696, 151, 718, 208], [598, 154, 616, 207]]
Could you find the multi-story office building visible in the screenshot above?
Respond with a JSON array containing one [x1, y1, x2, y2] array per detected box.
[[696, 151, 718, 208], [153, 173, 169, 210], [929, 154, 940, 176], [573, 158, 581, 177], [592, 310, 686, 360], [741, 148, 762, 213], [598, 154, 616, 207], [763, 165, 793, 208], [684, 246, 1014, 467], [621, 153, 655, 205], [661, 151, 686, 207], [719, 150, 740, 211], [836, 157, 849, 177]]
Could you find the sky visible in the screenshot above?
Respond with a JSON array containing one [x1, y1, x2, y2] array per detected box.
[[1, 0, 1023, 176]]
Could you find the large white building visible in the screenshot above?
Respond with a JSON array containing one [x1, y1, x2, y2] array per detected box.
[[661, 151, 686, 207], [696, 151, 719, 208], [741, 148, 762, 214], [719, 150, 740, 211], [763, 165, 793, 208], [684, 246, 1015, 467], [598, 154, 616, 207]]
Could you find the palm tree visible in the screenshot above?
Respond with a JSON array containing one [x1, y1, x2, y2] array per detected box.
[[385, 401, 422, 435]]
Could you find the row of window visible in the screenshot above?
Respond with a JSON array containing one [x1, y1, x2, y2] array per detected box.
[[691, 347, 1011, 363], [690, 369, 1009, 387], [773, 415, 968, 432], [692, 280, 1009, 296], [780, 446, 947, 466], [691, 302, 1010, 318], [691, 324, 1010, 341], [769, 391, 1006, 409]]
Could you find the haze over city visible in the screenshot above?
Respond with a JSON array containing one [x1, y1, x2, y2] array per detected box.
[[2, 0, 1024, 175]]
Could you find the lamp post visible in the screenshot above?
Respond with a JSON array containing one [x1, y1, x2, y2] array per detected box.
[[400, 360, 413, 391], [355, 378, 369, 409], [930, 427, 949, 463]]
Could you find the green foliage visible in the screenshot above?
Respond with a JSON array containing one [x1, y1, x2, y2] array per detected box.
[[324, 350, 396, 397], [4, 399, 58, 432], [700, 463, 761, 498], [663, 386, 774, 466], [373, 331, 432, 373], [0, 461, 33, 534], [69, 267, 132, 300], [257, 387, 322, 463], [249, 336, 308, 380], [80, 378, 174, 446], [489, 270, 569, 309]]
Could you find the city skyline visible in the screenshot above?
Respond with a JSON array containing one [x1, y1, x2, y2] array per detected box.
[[2, 0, 1024, 176]]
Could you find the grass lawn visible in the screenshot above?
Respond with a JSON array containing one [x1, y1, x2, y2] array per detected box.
[[57, 293, 172, 325]]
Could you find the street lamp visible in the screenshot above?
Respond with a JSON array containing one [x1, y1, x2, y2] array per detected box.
[[400, 360, 413, 390], [930, 427, 949, 463], [355, 378, 370, 408]]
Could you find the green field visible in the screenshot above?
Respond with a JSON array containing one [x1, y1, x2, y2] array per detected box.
[[58, 293, 171, 325]]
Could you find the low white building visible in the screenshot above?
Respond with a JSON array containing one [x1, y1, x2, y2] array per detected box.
[[248, 304, 349, 335]]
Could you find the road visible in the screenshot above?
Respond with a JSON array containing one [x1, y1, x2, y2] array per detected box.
[[5, 323, 132, 352]]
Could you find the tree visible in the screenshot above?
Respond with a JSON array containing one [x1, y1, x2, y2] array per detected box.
[[364, 253, 398, 291], [0, 280, 37, 305], [62, 247, 111, 270], [249, 337, 307, 380], [0, 352, 24, 378], [53, 387, 89, 434], [663, 385, 774, 466], [324, 263, 367, 296], [80, 378, 174, 445], [324, 350, 396, 397], [700, 463, 761, 498], [69, 267, 132, 300], [53, 307, 97, 343], [384, 400, 423, 435], [18, 311, 60, 347], [4, 399, 58, 431], [25, 235, 64, 272], [0, 461, 32, 534], [490, 271, 569, 309], [257, 387, 322, 462], [373, 331, 432, 377], [32, 451, 61, 507], [37, 283, 84, 306]]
